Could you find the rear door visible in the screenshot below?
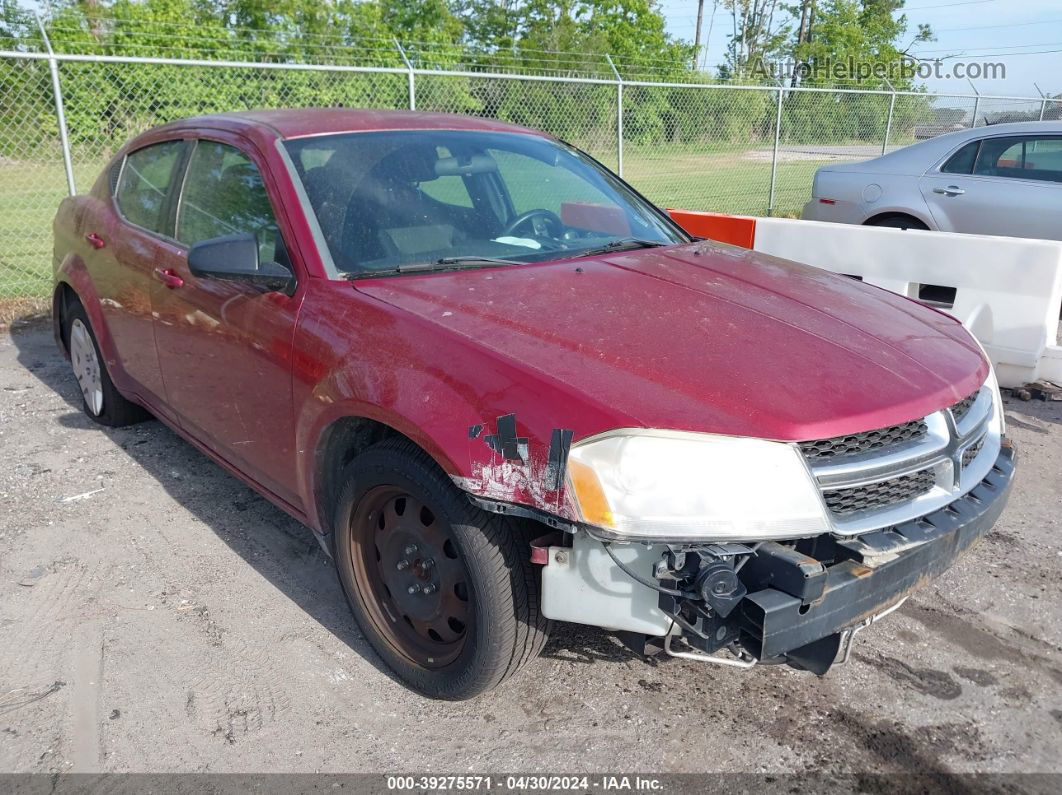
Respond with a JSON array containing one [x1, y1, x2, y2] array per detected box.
[[151, 134, 304, 507], [919, 134, 1062, 240], [89, 139, 187, 409]]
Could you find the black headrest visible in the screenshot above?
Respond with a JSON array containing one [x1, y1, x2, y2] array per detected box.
[[373, 144, 439, 184], [218, 161, 261, 191]]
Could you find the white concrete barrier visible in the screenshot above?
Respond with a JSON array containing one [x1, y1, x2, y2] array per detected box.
[[669, 211, 1062, 389]]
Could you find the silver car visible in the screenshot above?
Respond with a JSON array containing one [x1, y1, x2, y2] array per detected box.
[[802, 121, 1062, 240]]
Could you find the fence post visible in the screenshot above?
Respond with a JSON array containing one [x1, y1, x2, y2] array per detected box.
[[768, 83, 783, 217], [1035, 83, 1048, 121], [968, 78, 981, 128], [882, 80, 896, 156], [36, 13, 76, 196], [606, 54, 623, 177], [394, 39, 415, 111]]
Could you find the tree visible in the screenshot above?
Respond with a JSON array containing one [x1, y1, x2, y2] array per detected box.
[[719, 0, 790, 80], [787, 0, 933, 88], [718, 0, 933, 86]]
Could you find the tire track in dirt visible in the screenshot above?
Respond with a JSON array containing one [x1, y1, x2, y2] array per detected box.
[[103, 606, 294, 758], [69, 620, 103, 771], [183, 635, 293, 747], [0, 560, 93, 770]]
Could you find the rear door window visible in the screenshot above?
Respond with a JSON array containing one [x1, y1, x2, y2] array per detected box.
[[973, 136, 1062, 183], [175, 140, 289, 267], [115, 140, 185, 234]]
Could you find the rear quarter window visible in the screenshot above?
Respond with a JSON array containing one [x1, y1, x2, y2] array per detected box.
[[941, 141, 978, 174]]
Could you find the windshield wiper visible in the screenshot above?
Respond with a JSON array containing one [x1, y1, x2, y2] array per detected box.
[[430, 256, 521, 267], [345, 256, 522, 279], [575, 238, 670, 258]]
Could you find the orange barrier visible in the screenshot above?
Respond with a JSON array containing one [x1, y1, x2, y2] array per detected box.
[[667, 209, 756, 249]]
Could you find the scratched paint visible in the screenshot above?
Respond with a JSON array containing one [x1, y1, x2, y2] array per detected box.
[[455, 413, 576, 519]]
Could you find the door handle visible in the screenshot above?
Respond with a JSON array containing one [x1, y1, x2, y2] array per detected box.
[[153, 267, 184, 289], [933, 186, 965, 196], [85, 232, 106, 249]]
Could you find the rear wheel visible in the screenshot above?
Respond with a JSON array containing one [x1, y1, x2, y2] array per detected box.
[[333, 438, 550, 699], [867, 214, 929, 231], [63, 303, 149, 427]]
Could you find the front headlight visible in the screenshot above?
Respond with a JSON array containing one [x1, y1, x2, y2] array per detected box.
[[566, 430, 830, 542]]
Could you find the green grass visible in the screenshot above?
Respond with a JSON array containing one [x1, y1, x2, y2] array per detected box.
[[0, 145, 827, 299], [0, 158, 104, 298], [623, 145, 823, 219]]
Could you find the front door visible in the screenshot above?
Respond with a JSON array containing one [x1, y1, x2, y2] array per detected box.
[[151, 136, 304, 508]]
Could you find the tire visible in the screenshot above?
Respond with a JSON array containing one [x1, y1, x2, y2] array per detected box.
[[333, 438, 550, 699], [867, 215, 929, 231], [63, 302, 150, 427]]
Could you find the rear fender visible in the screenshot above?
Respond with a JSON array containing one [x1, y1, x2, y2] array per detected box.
[[53, 255, 121, 378], [861, 205, 936, 229]]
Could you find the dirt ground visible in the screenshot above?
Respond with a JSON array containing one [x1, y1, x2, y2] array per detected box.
[[1, 323, 1060, 776]]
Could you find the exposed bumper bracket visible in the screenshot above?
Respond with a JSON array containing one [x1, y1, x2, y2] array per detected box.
[[740, 446, 1014, 661]]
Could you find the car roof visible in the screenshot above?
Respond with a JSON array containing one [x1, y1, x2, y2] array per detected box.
[[152, 108, 549, 141], [821, 119, 1062, 176], [904, 119, 1062, 159], [943, 119, 1062, 141]]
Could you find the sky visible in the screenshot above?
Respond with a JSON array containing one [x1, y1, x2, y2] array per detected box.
[[658, 0, 1062, 98]]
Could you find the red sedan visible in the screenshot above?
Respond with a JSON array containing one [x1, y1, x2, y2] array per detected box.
[[52, 109, 1013, 698]]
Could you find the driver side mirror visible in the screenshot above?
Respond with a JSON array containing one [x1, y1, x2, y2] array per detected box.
[[188, 233, 294, 293]]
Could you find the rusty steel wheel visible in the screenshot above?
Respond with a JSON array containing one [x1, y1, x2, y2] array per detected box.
[[348, 486, 471, 668], [332, 438, 551, 699]]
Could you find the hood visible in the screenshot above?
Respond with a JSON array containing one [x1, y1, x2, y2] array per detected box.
[[355, 242, 987, 442]]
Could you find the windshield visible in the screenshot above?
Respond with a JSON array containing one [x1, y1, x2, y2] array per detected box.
[[283, 130, 688, 276]]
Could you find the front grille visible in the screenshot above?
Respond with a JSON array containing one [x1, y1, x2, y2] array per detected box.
[[823, 469, 936, 516], [950, 391, 978, 424], [962, 437, 985, 467], [799, 419, 928, 461]]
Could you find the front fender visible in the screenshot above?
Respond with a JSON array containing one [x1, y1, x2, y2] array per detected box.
[[290, 289, 629, 535]]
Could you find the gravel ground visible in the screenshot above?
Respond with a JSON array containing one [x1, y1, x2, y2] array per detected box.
[[1, 324, 1060, 776]]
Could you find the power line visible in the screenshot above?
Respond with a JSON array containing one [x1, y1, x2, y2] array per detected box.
[[927, 47, 1062, 58], [903, 0, 1000, 10], [933, 19, 1062, 32], [915, 41, 1062, 53]]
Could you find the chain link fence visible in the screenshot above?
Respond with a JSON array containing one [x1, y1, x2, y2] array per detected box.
[[2, 46, 1061, 300]]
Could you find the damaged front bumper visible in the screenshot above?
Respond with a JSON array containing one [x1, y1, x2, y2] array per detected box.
[[736, 445, 1014, 669], [540, 444, 1016, 674]]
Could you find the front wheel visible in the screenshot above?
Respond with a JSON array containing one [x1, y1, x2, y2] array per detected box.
[[333, 439, 550, 699]]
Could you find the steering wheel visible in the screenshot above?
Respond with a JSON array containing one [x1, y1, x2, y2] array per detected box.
[[501, 208, 564, 239]]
